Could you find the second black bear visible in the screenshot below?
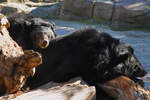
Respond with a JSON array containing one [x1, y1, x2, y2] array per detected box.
[[27, 28, 147, 89]]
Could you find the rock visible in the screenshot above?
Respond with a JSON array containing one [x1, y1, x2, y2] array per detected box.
[[30, 0, 59, 3], [99, 76, 150, 100], [93, 1, 114, 22], [6, 0, 29, 3], [0, 3, 32, 16], [0, 2, 62, 18], [0, 13, 42, 95], [61, 0, 150, 29], [0, 5, 18, 16], [60, 0, 114, 21], [60, 0, 94, 20], [30, 2, 63, 18], [25, 2, 55, 7], [112, 0, 150, 29], [12, 78, 96, 100]]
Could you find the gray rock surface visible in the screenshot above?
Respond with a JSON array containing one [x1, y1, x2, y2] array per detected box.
[[31, 2, 62, 18], [93, 1, 114, 21], [0, 0, 29, 3], [60, 0, 94, 20], [111, 0, 150, 29], [61, 0, 150, 29], [30, 0, 58, 3], [0, 3, 31, 16], [0, 2, 62, 19]]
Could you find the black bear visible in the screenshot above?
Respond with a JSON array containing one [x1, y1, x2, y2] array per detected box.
[[7, 13, 57, 50], [27, 28, 147, 89]]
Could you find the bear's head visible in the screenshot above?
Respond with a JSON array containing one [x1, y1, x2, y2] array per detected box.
[[90, 32, 147, 84], [113, 42, 147, 78], [25, 18, 57, 49]]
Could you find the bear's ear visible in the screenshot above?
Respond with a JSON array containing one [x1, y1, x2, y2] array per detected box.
[[49, 22, 55, 30], [51, 22, 55, 28]]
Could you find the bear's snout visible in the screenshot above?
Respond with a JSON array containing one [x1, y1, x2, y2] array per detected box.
[[134, 66, 147, 77], [42, 39, 49, 48], [38, 37, 49, 49]]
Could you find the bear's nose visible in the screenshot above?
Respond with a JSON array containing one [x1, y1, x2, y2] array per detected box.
[[42, 40, 48, 48]]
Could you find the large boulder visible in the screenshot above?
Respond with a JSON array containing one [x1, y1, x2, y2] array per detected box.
[[30, 2, 62, 18], [0, 1, 62, 18], [93, 0, 114, 22], [60, 0, 114, 21], [0, 3, 31, 16], [60, 0, 94, 20], [112, 0, 150, 29]]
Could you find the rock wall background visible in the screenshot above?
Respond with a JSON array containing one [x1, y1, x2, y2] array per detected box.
[[0, 0, 150, 30], [61, 0, 150, 30]]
